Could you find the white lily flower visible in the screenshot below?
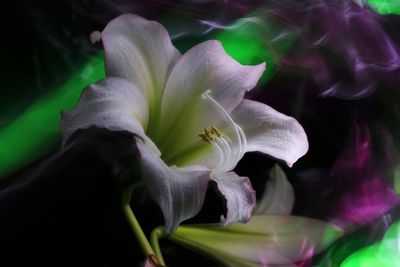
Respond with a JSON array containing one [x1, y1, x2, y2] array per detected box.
[[60, 14, 308, 232]]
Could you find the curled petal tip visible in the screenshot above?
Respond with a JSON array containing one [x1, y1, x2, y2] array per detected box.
[[90, 31, 102, 44]]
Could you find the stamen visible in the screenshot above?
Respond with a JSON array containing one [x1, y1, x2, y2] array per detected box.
[[216, 134, 233, 171], [211, 126, 221, 137], [198, 126, 231, 170], [198, 90, 247, 172], [198, 127, 220, 143], [198, 133, 212, 144], [204, 128, 211, 137], [213, 138, 228, 169]]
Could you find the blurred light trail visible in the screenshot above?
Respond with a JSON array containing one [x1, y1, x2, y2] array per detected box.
[[341, 220, 400, 267], [0, 54, 104, 177], [366, 0, 400, 15]]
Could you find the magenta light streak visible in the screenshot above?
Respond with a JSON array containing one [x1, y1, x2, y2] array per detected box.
[[278, 0, 400, 99], [338, 177, 399, 226], [331, 123, 372, 174], [331, 123, 399, 226]]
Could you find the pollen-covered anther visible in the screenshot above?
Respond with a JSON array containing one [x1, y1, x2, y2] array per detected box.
[[198, 133, 213, 144], [211, 126, 221, 137], [199, 126, 222, 144]]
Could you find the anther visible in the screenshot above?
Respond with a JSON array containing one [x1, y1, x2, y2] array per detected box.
[[211, 126, 221, 137], [199, 126, 222, 144], [199, 133, 212, 144], [204, 128, 212, 139]]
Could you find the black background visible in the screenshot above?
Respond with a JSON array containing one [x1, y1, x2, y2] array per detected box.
[[1, 0, 400, 266]]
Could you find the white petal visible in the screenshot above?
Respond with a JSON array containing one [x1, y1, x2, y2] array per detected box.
[[212, 172, 256, 225], [101, 14, 181, 125], [60, 77, 157, 150], [170, 215, 343, 265], [231, 99, 308, 167], [254, 165, 295, 215], [154, 41, 264, 158], [162, 40, 265, 115], [136, 141, 210, 233]]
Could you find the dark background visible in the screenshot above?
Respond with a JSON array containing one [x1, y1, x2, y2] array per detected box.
[[1, 0, 400, 266]]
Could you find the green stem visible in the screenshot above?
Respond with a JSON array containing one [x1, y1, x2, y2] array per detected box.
[[121, 185, 164, 266], [122, 203, 155, 257], [150, 226, 166, 266]]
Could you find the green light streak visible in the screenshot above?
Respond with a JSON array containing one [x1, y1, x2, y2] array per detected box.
[[215, 14, 296, 83], [340, 220, 400, 267], [0, 54, 105, 177], [366, 0, 400, 15]]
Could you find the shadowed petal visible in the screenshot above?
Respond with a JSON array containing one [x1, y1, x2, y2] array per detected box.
[[231, 99, 308, 167], [136, 141, 211, 233], [212, 172, 256, 225], [60, 77, 157, 151], [254, 165, 295, 215], [102, 14, 181, 120]]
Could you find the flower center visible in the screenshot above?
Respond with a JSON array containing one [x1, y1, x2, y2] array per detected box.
[[149, 90, 247, 172], [197, 126, 237, 173], [198, 126, 222, 144], [195, 91, 247, 173]]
